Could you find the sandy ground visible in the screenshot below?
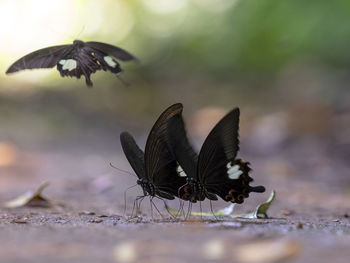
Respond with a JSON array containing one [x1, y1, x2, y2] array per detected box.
[[0, 139, 349, 263]]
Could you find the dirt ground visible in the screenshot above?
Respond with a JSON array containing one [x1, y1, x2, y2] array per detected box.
[[0, 136, 349, 263]]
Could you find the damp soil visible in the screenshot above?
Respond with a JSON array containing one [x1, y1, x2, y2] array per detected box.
[[0, 144, 350, 263]]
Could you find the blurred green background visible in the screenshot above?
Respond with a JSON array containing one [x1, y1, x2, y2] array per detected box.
[[0, 0, 349, 191]]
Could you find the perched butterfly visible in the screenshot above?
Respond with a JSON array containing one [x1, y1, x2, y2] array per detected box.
[[6, 40, 137, 86], [120, 103, 187, 201], [167, 107, 265, 204]]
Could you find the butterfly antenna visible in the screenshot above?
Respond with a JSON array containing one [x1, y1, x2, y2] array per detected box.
[[116, 75, 130, 88], [123, 184, 138, 217], [110, 162, 135, 177]]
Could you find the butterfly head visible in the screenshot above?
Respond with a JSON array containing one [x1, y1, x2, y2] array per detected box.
[[73, 40, 85, 48], [137, 178, 155, 196]]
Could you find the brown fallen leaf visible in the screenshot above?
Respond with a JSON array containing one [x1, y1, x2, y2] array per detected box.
[[4, 182, 55, 208], [234, 239, 301, 263]]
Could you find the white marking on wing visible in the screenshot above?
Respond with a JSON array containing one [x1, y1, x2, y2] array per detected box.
[[104, 56, 117, 68], [176, 164, 187, 177], [227, 162, 242, 179], [59, 59, 77, 71], [228, 170, 243, 179]]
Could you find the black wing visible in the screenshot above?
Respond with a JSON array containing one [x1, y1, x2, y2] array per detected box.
[[144, 103, 187, 198], [197, 108, 265, 203], [197, 108, 240, 183], [6, 45, 71, 74], [120, 132, 146, 179], [85, 41, 138, 62], [167, 113, 198, 180]]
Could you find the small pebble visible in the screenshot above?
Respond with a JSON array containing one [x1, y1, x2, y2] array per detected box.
[[88, 219, 103, 223], [79, 211, 96, 216], [296, 222, 303, 229]]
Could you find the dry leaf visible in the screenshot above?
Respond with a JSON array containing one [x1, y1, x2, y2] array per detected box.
[[4, 182, 53, 208]]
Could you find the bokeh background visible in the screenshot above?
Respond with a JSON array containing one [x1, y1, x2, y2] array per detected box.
[[0, 1, 350, 262]]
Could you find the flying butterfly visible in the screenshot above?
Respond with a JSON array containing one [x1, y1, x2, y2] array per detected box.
[[167, 107, 266, 204], [6, 40, 137, 87], [120, 103, 188, 207]]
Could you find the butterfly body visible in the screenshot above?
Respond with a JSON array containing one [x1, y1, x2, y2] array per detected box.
[[168, 107, 265, 204], [120, 104, 187, 201], [6, 40, 137, 86]]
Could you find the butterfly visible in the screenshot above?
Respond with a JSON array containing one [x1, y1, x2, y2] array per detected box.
[[167, 107, 266, 204], [6, 40, 137, 87], [120, 103, 188, 202]]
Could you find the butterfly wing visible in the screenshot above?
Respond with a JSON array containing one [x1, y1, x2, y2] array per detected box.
[[167, 113, 198, 179], [120, 132, 146, 180], [6, 45, 71, 74], [197, 108, 264, 203], [144, 103, 187, 199], [198, 108, 240, 182], [85, 41, 138, 61]]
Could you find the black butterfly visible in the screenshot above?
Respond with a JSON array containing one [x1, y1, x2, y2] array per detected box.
[[6, 40, 137, 87], [167, 107, 265, 204], [120, 103, 187, 202]]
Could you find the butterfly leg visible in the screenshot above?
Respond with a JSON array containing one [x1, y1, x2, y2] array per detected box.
[[185, 201, 192, 220], [150, 197, 165, 220], [130, 195, 145, 220], [209, 200, 219, 221], [175, 199, 185, 220], [159, 198, 177, 220], [123, 184, 138, 218], [136, 196, 146, 215], [149, 197, 154, 221]]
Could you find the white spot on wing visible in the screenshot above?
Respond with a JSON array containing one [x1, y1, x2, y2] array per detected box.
[[176, 164, 187, 177], [227, 162, 242, 179], [60, 59, 77, 71], [228, 170, 243, 179], [104, 56, 117, 68]]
